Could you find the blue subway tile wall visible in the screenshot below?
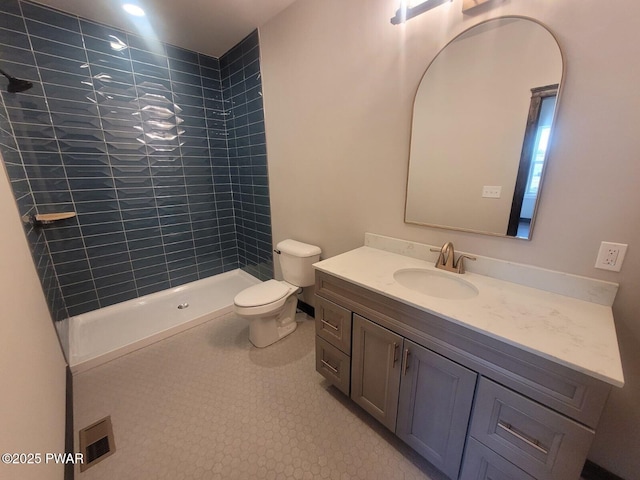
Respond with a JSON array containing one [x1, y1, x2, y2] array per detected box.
[[0, 0, 272, 318], [221, 31, 273, 281]]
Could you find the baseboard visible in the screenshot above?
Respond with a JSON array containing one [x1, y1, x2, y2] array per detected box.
[[65, 366, 74, 480], [297, 299, 315, 318], [582, 460, 625, 480]]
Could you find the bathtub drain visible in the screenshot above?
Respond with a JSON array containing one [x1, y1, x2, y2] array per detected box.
[[177, 302, 189, 309]]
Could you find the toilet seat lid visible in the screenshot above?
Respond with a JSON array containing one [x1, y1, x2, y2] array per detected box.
[[234, 280, 290, 307]]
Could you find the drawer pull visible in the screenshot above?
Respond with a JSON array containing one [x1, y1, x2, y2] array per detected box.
[[321, 359, 339, 374], [320, 319, 339, 331], [497, 421, 549, 455]]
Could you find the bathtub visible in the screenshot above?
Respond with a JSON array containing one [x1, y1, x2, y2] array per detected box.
[[60, 269, 260, 374]]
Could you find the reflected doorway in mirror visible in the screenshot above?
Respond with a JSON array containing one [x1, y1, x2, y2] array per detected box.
[[508, 84, 558, 237]]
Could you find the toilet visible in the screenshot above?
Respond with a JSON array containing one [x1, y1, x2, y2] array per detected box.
[[234, 239, 321, 348]]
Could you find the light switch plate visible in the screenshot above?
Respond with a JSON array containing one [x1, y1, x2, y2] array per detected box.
[[595, 242, 628, 272], [463, 0, 489, 11], [482, 186, 501, 198]]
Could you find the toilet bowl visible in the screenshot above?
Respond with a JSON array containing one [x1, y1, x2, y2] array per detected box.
[[234, 239, 321, 348], [234, 280, 300, 348]]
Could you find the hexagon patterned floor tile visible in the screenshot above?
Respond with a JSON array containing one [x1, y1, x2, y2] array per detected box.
[[73, 313, 447, 479]]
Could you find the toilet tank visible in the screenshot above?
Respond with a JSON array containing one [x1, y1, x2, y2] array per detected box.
[[277, 239, 321, 287]]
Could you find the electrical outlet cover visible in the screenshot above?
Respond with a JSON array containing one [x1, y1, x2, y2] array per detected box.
[[595, 242, 628, 272]]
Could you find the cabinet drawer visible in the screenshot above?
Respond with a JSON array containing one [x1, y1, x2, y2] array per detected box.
[[316, 336, 351, 395], [469, 377, 594, 480], [460, 437, 535, 480], [315, 295, 352, 354]]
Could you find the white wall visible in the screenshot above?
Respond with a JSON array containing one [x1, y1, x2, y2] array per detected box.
[[260, 0, 640, 477], [0, 157, 67, 480]]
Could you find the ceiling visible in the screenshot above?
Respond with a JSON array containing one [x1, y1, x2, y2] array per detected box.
[[32, 0, 299, 57]]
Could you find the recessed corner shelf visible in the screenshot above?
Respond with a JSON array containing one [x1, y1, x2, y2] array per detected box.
[[35, 212, 76, 223], [23, 211, 77, 227]]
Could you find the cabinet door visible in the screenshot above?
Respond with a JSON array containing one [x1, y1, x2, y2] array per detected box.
[[351, 314, 403, 431], [460, 437, 536, 480], [396, 339, 477, 480]]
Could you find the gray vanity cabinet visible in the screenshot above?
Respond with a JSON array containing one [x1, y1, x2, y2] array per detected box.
[[314, 270, 612, 480], [396, 339, 477, 479]]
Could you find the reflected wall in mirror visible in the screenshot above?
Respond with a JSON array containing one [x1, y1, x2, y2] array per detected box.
[[404, 17, 563, 239]]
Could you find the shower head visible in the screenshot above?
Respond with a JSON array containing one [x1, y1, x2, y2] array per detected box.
[[0, 68, 33, 93]]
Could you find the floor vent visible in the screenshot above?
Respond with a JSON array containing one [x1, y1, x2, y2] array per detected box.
[[78, 416, 115, 472]]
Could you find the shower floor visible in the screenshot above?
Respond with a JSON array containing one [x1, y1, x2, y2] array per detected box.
[[66, 269, 260, 373], [73, 313, 447, 480]]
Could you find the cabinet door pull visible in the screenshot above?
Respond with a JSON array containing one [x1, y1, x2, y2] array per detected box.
[[402, 348, 410, 375], [392, 342, 399, 367], [320, 319, 339, 331], [497, 421, 549, 455], [321, 359, 339, 374]]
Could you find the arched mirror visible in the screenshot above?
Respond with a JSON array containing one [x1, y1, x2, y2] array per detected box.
[[404, 17, 563, 239]]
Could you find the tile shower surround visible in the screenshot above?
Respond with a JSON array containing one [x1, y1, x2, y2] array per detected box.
[[0, 0, 273, 319]]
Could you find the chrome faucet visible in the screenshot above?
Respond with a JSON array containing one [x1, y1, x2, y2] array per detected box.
[[430, 242, 476, 274]]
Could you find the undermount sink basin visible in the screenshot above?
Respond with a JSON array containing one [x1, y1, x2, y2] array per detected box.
[[393, 268, 479, 300]]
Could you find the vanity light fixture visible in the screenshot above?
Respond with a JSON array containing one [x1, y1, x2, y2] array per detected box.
[[391, 0, 452, 25], [122, 3, 146, 17]]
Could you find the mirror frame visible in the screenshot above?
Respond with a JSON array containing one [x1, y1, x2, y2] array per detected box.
[[404, 16, 565, 240]]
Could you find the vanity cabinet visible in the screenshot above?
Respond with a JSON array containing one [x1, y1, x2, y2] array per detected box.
[[314, 270, 613, 480]]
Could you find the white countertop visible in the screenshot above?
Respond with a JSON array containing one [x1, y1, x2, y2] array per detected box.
[[314, 246, 624, 387]]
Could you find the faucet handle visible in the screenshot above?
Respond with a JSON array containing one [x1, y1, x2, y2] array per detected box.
[[455, 254, 476, 274]]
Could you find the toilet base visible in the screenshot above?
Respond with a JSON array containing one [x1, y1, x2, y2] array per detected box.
[[248, 295, 298, 348]]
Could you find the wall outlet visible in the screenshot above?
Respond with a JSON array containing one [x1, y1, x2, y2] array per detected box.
[[595, 242, 628, 272], [482, 186, 502, 198]]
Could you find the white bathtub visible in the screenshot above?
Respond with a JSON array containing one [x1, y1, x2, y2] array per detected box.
[[60, 269, 260, 374]]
